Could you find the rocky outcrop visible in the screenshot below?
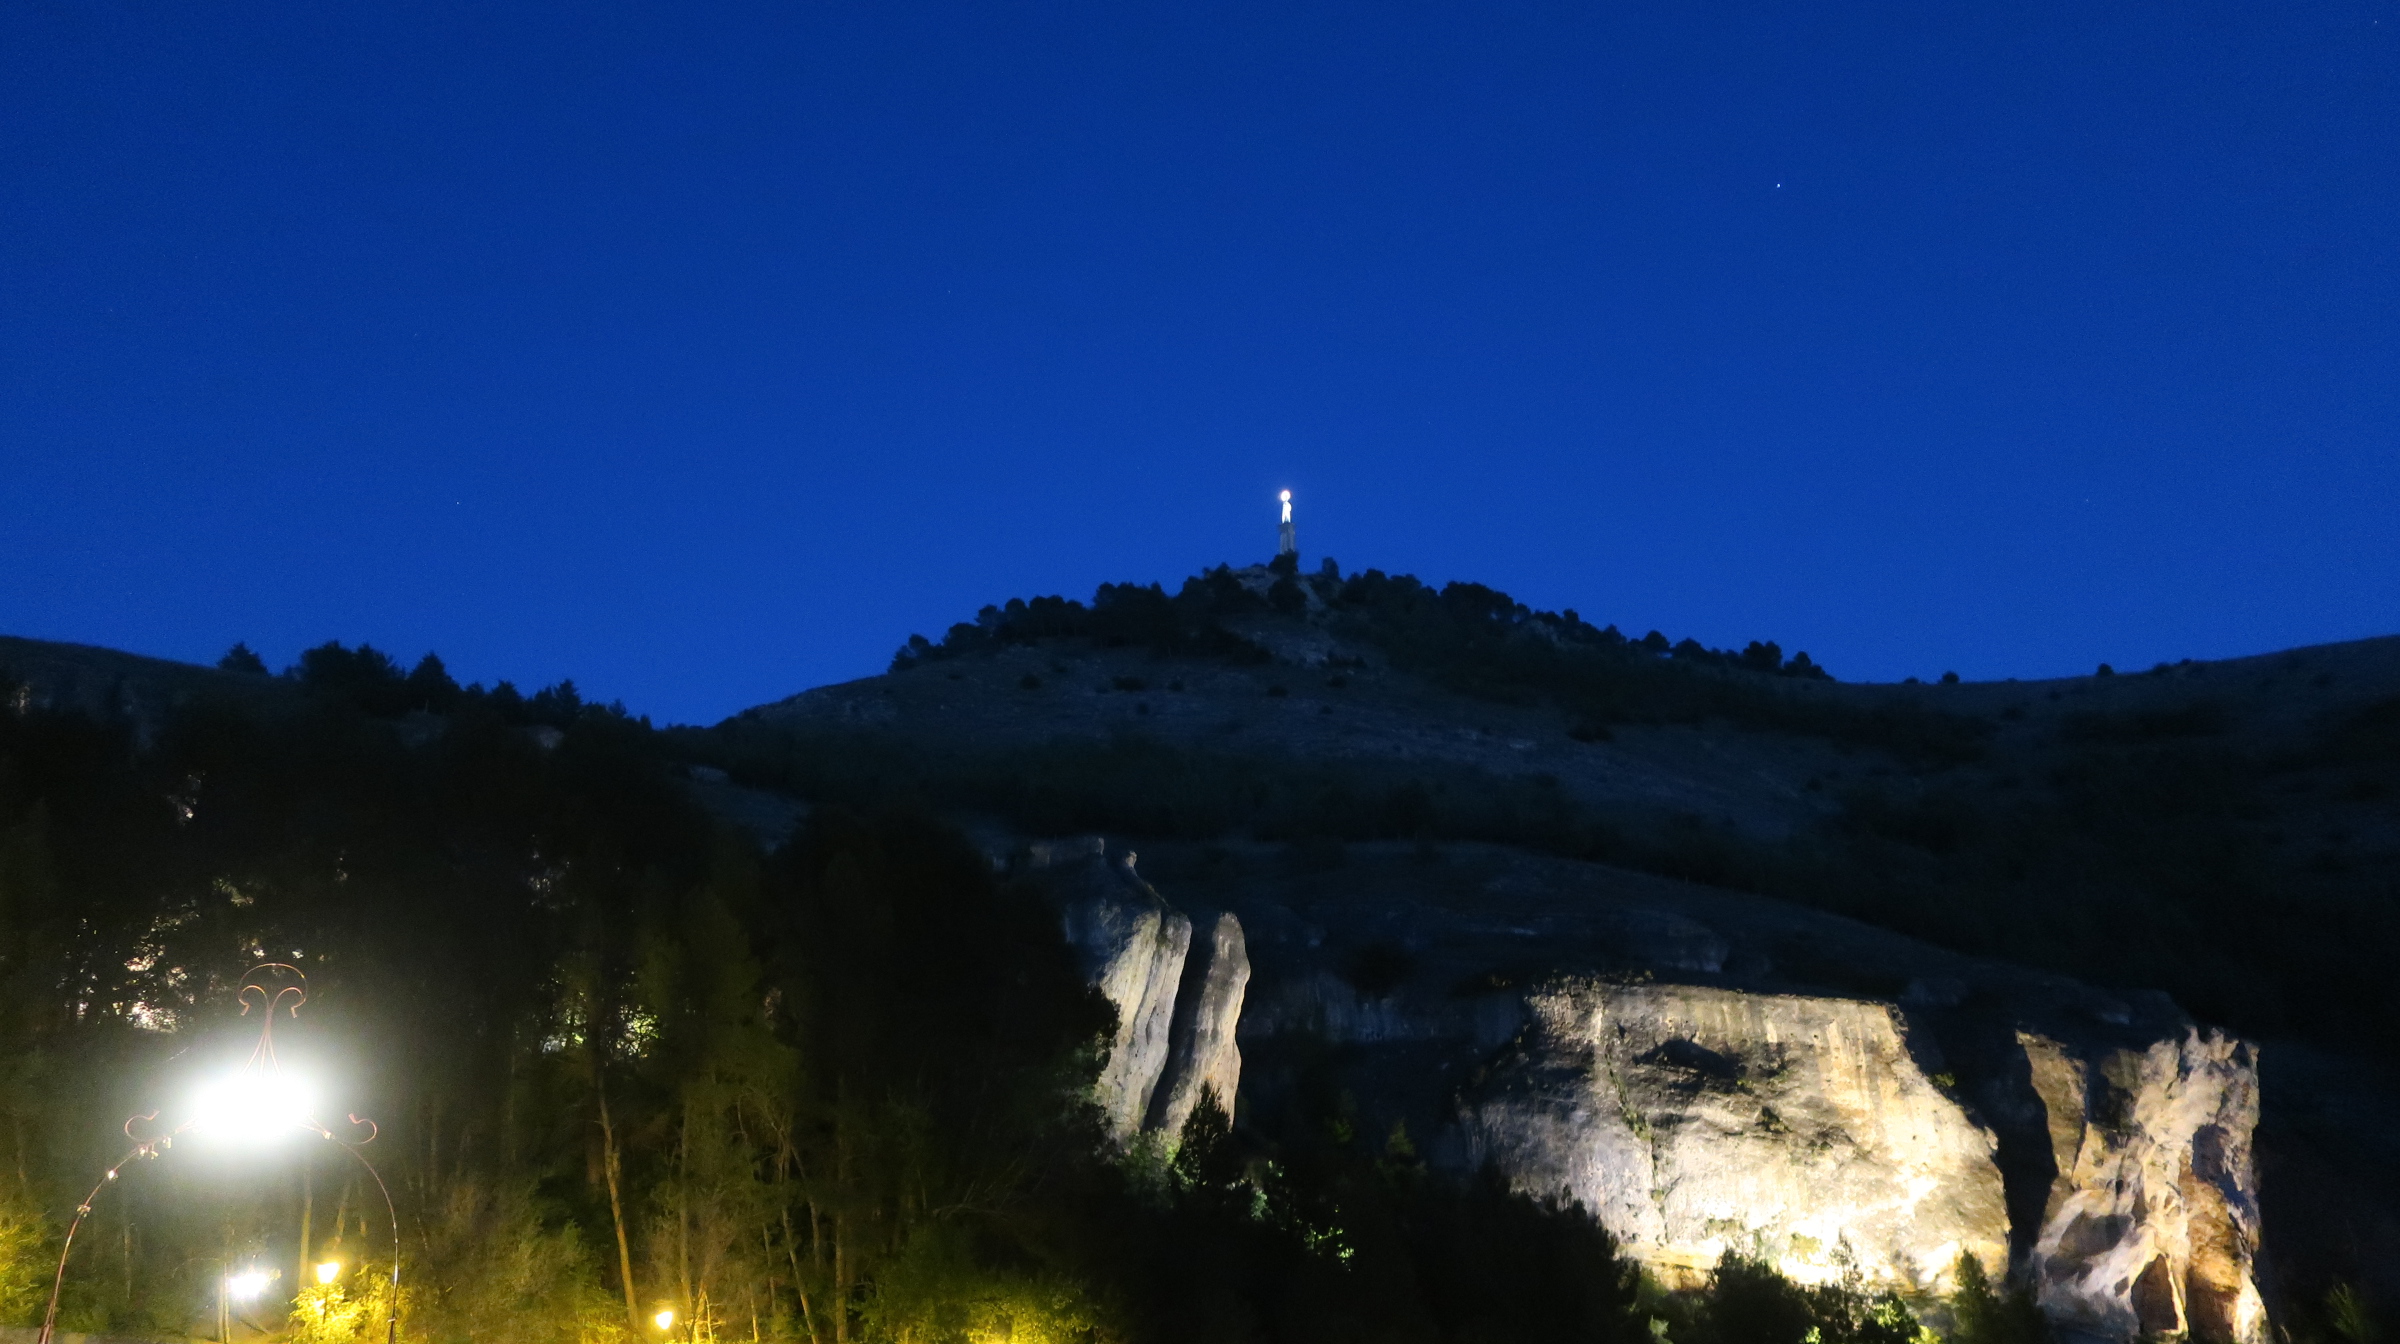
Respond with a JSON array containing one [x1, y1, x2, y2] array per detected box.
[[2023, 1030, 2266, 1343], [1028, 838, 1248, 1145], [1460, 988, 2266, 1325], [1148, 911, 1249, 1138], [1041, 837, 1190, 1139], [1468, 981, 2009, 1292]]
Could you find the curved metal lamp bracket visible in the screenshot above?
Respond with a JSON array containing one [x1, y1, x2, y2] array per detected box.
[[36, 964, 401, 1344]]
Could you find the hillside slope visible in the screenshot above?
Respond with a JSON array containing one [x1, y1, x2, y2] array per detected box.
[[717, 562, 2400, 1045], [707, 559, 2400, 1315]]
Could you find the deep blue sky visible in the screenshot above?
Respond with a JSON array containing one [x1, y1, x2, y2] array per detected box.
[[5, 2, 2397, 724]]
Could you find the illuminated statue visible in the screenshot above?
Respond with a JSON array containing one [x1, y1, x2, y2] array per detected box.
[[1277, 490, 1296, 557]]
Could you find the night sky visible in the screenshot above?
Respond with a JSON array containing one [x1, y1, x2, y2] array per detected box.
[[5, 2, 2396, 724]]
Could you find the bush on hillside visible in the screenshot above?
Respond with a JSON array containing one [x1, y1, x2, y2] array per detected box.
[[1319, 570, 1986, 765], [892, 570, 1276, 670], [1660, 1252, 1929, 1344], [881, 563, 2003, 766]]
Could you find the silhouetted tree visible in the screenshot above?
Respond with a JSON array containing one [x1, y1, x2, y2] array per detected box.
[[404, 653, 462, 712], [217, 642, 269, 675]]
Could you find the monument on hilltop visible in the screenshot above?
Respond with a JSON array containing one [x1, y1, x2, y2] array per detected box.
[[1276, 489, 1297, 558]]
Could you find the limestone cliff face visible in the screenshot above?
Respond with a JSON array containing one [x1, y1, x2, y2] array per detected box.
[[1467, 981, 2009, 1292], [2022, 1030, 2266, 1343], [1030, 838, 2267, 1338], [1029, 839, 1248, 1144], [1458, 990, 2266, 1327], [1148, 912, 1250, 1138]]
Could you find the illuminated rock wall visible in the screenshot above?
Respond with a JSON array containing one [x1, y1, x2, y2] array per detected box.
[[2023, 1029, 2267, 1343], [1467, 981, 2010, 1292], [1035, 838, 1248, 1145], [1148, 911, 1249, 1138], [1032, 838, 2268, 1337]]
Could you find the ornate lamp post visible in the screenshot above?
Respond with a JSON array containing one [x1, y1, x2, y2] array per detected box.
[[35, 965, 402, 1344]]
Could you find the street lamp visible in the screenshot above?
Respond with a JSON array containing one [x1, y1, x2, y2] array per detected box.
[[186, 1072, 317, 1148], [35, 966, 402, 1344], [226, 1269, 271, 1301], [219, 1266, 276, 1342]]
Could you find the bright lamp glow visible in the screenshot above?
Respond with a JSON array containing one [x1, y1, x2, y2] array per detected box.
[[315, 1261, 341, 1285], [187, 1072, 315, 1146], [653, 1309, 676, 1331], [227, 1270, 270, 1301]]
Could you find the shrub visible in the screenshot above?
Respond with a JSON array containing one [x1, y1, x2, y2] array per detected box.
[[1948, 1254, 2049, 1344], [1678, 1253, 1928, 1344]]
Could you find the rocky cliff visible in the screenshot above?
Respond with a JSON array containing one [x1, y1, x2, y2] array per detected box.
[[1044, 837, 2266, 1338], [1030, 838, 1249, 1145], [2022, 1029, 2265, 1342], [1467, 981, 2009, 1293], [1149, 909, 1249, 1138]]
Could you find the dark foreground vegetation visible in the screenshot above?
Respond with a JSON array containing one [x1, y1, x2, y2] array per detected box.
[[0, 648, 2080, 1344]]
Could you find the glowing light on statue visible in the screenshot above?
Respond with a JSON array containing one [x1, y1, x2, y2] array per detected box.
[[1276, 490, 1297, 557]]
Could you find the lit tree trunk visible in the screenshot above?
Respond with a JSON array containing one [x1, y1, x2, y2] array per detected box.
[[781, 1208, 820, 1344], [833, 1088, 850, 1344], [832, 1221, 848, 1344], [598, 1079, 641, 1337], [677, 1111, 695, 1331], [296, 1164, 313, 1303]]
